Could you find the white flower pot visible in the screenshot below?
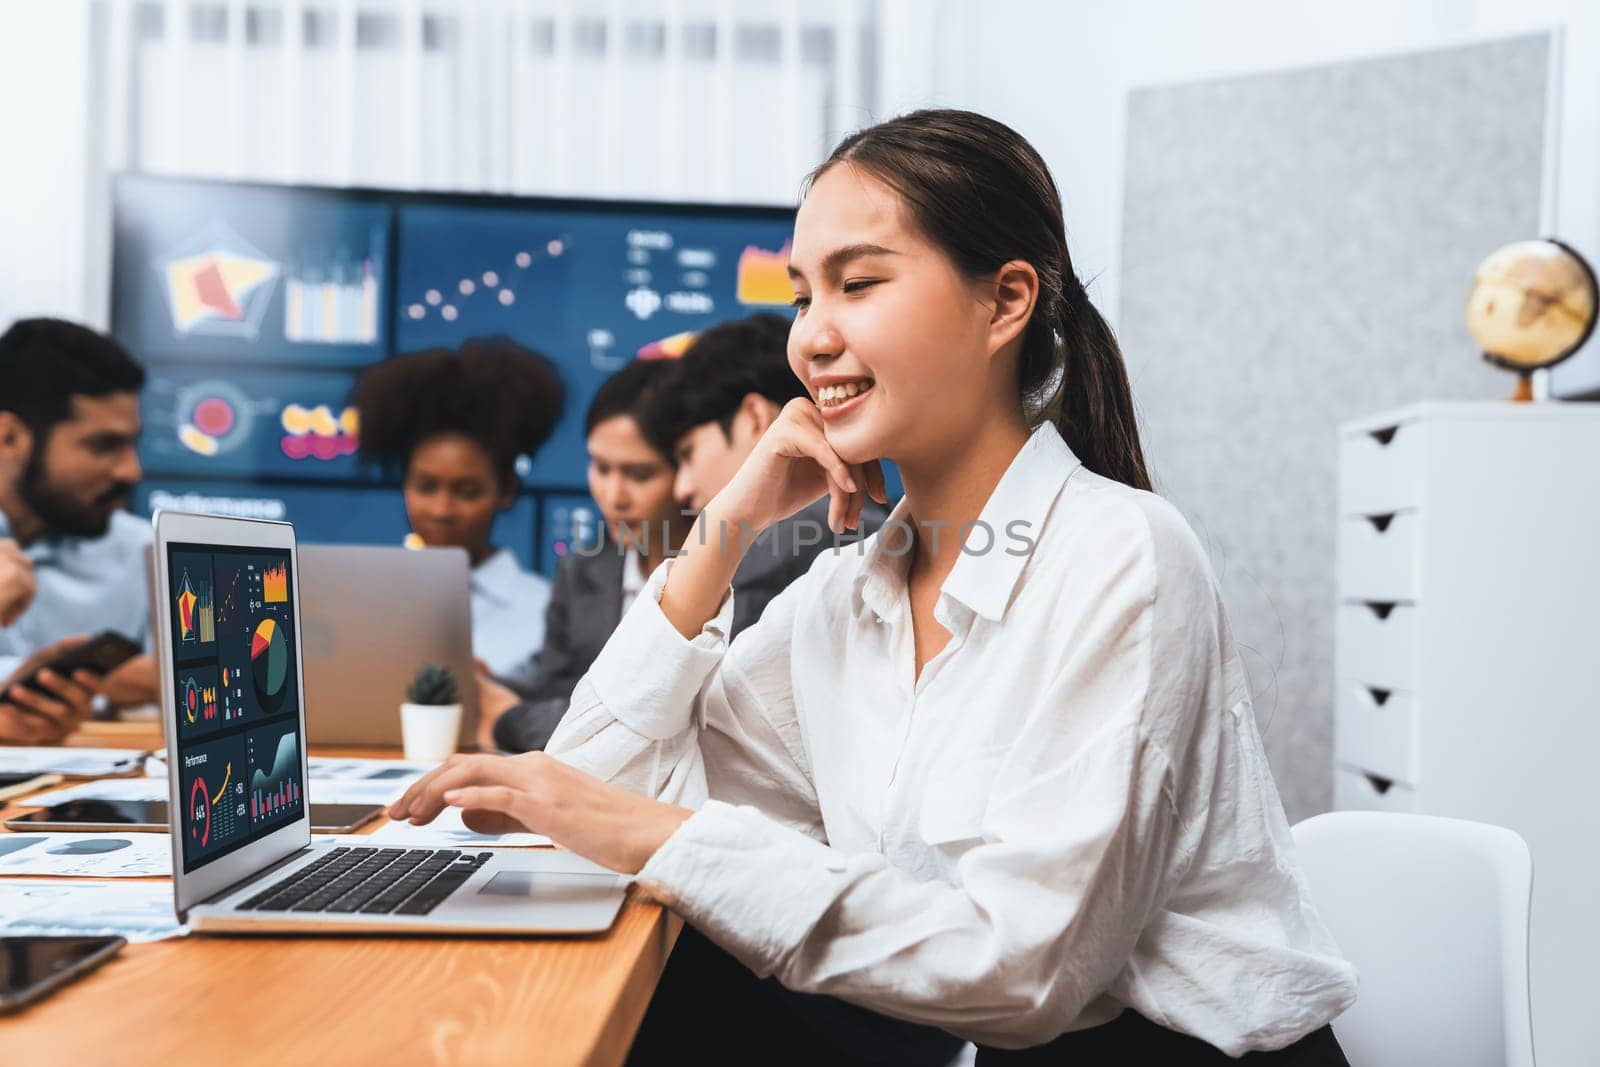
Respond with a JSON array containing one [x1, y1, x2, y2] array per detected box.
[[399, 702, 462, 762]]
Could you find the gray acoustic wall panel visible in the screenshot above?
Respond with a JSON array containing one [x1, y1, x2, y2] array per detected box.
[[1118, 34, 1550, 821]]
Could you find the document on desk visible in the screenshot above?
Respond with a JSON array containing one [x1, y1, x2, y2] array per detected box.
[[147, 751, 433, 783], [369, 806, 551, 848], [306, 756, 436, 780], [33, 759, 428, 808], [0, 747, 147, 778], [0, 831, 171, 878], [26, 776, 168, 806], [0, 879, 184, 941]]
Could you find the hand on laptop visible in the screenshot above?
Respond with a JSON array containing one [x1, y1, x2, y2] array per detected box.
[[0, 539, 35, 626], [0, 637, 102, 744], [387, 752, 693, 875]]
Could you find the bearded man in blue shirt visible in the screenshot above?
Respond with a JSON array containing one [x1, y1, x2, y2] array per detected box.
[[0, 318, 155, 742]]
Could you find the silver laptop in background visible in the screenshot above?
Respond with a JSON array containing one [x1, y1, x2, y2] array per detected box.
[[151, 510, 627, 935], [298, 544, 479, 749]]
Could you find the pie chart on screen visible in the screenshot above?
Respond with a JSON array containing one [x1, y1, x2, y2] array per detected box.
[[250, 618, 289, 712]]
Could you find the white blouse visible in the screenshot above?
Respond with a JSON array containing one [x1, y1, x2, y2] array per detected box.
[[546, 423, 1358, 1054], [470, 548, 551, 689]]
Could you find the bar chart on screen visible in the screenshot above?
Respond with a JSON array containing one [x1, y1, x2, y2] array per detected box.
[[246, 722, 303, 826]]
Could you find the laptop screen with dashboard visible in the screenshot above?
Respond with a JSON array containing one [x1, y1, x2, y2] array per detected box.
[[167, 541, 305, 874]]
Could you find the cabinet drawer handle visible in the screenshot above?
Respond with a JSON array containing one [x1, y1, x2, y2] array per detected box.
[[1365, 686, 1392, 706], [1362, 601, 1399, 620], [1363, 772, 1395, 795], [1368, 426, 1400, 446], [1364, 513, 1397, 533]]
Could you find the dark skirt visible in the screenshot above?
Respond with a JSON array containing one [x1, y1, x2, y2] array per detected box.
[[628, 924, 1348, 1067], [977, 1009, 1349, 1065], [626, 924, 963, 1067]]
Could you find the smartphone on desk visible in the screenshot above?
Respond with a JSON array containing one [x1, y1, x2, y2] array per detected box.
[[15, 631, 142, 693], [0, 935, 126, 1013], [4, 798, 383, 834]]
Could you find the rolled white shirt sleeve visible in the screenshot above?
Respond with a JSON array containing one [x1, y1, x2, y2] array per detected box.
[[546, 559, 823, 835], [632, 545, 1189, 1049], [636, 720, 1177, 1048]]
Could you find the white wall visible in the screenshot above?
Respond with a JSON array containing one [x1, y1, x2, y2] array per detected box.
[[0, 0, 97, 328], [7, 0, 1599, 358], [0, 0, 865, 334], [914, 0, 1600, 394]]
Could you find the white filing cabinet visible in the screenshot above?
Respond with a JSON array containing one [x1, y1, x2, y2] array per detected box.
[[1333, 402, 1600, 1067]]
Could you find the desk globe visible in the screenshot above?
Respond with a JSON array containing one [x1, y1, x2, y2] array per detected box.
[[1466, 238, 1598, 401]]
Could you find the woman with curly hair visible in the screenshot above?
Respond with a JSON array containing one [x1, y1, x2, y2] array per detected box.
[[352, 337, 563, 688]]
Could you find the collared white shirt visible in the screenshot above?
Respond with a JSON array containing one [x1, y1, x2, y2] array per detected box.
[[619, 546, 647, 619], [469, 548, 551, 689], [0, 509, 153, 679], [547, 423, 1358, 1054]]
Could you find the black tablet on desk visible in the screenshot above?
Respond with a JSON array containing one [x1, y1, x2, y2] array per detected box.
[[0, 936, 126, 1013]]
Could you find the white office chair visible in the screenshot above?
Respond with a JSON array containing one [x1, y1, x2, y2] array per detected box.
[[1291, 811, 1535, 1067]]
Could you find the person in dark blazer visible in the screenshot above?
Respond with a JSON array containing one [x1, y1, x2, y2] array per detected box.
[[490, 315, 886, 753], [478, 358, 688, 750]]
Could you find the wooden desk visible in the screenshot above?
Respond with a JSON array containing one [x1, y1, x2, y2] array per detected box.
[[0, 726, 681, 1065]]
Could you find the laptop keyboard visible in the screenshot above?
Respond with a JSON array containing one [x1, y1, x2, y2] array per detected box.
[[236, 847, 493, 916]]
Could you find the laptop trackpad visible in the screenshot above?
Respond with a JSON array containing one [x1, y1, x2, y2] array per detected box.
[[479, 869, 621, 903]]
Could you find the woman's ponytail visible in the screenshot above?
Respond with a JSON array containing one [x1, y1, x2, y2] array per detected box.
[[1047, 284, 1151, 492]]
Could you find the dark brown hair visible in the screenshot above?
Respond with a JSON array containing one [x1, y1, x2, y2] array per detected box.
[[811, 109, 1151, 491], [352, 336, 564, 491], [638, 313, 803, 456], [0, 318, 146, 441]]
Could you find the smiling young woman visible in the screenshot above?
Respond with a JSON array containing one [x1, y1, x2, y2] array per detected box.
[[391, 110, 1356, 1065]]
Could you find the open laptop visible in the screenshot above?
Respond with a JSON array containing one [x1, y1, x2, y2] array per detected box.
[[298, 544, 478, 749], [152, 509, 627, 934]]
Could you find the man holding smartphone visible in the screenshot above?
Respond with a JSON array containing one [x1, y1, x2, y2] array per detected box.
[[0, 319, 155, 737], [0, 638, 102, 744]]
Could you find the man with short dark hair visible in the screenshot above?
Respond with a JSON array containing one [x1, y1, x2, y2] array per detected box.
[[0, 318, 156, 735], [641, 313, 885, 636]]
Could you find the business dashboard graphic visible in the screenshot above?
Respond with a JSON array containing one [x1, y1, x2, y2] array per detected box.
[[143, 368, 368, 481], [169, 552, 218, 658], [250, 618, 289, 713], [635, 329, 699, 360], [118, 176, 816, 576], [278, 402, 359, 461], [400, 234, 568, 327], [180, 732, 248, 862], [284, 248, 382, 345], [262, 560, 288, 603], [174, 567, 215, 644], [179, 666, 220, 726], [175, 378, 252, 458], [171, 546, 305, 872], [247, 721, 303, 825], [394, 205, 799, 488], [155, 221, 280, 339], [213, 555, 300, 723], [735, 241, 795, 306], [155, 222, 382, 347], [115, 177, 390, 366]]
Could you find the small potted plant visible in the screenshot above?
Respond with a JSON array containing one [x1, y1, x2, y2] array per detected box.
[[400, 662, 462, 762]]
